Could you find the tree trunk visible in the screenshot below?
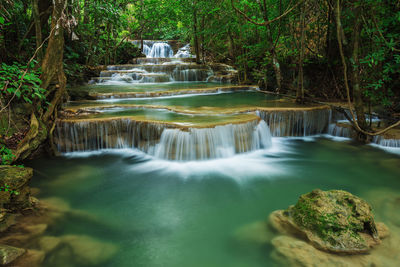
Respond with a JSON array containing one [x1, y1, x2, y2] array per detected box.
[[31, 0, 43, 62], [271, 50, 282, 92], [14, 0, 67, 161], [297, 0, 306, 102], [351, 5, 367, 132], [201, 14, 206, 62], [266, 20, 282, 93], [193, 2, 201, 64], [83, 0, 90, 25], [325, 0, 332, 58]]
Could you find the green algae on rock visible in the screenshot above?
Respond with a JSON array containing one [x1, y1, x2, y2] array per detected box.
[[0, 166, 32, 213], [269, 189, 387, 254]]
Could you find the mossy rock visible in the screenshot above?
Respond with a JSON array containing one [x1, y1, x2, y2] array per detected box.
[[269, 189, 386, 254], [0, 166, 33, 212]]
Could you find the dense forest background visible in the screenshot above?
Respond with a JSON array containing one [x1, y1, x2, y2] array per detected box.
[[1, 0, 400, 163]]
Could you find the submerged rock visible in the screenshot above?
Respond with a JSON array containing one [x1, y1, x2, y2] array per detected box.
[[234, 221, 275, 244], [269, 189, 386, 254], [271, 235, 382, 267], [61, 235, 118, 265], [38, 236, 62, 254], [45, 235, 118, 266], [11, 249, 45, 267]]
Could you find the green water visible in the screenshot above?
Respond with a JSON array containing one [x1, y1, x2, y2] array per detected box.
[[68, 91, 299, 110], [28, 137, 400, 267], [69, 82, 232, 94], [70, 107, 258, 126]]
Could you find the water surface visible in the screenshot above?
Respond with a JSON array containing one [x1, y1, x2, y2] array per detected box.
[[28, 137, 400, 267]]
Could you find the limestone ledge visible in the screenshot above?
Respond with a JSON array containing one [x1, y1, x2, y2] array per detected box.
[[61, 103, 331, 118], [56, 113, 262, 130], [88, 85, 258, 99]]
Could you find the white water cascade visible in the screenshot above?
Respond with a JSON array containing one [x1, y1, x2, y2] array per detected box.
[[132, 40, 194, 59], [257, 109, 332, 136], [89, 41, 224, 84], [55, 119, 272, 161], [151, 120, 272, 161], [146, 42, 174, 58]]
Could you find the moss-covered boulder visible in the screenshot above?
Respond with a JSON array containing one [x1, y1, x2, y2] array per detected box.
[[0, 166, 32, 213], [269, 189, 387, 254]]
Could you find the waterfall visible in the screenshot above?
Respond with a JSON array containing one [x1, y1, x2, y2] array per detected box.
[[55, 119, 166, 153], [327, 123, 352, 138], [257, 109, 332, 136], [175, 44, 193, 58], [132, 41, 174, 58], [152, 120, 272, 161], [88, 41, 236, 84], [372, 136, 400, 147], [55, 119, 272, 160], [133, 41, 193, 59], [97, 64, 214, 84], [172, 67, 213, 82], [147, 42, 174, 58]]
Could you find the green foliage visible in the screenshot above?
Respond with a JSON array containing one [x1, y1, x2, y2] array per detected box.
[[0, 62, 45, 105], [0, 146, 15, 165], [0, 183, 19, 195], [353, 0, 400, 108], [115, 42, 143, 64]]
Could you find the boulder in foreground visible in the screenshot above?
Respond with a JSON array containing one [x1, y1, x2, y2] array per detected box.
[[269, 189, 387, 254]]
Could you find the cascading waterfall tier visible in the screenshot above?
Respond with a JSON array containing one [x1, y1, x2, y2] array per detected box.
[[89, 41, 238, 84], [54, 118, 272, 160], [328, 123, 352, 138], [55, 119, 166, 153], [257, 108, 332, 137], [372, 136, 400, 147], [328, 122, 400, 148], [94, 63, 214, 84], [152, 120, 272, 160], [131, 40, 193, 59]]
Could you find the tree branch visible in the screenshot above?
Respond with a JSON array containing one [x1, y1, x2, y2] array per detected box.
[[231, 0, 302, 26]]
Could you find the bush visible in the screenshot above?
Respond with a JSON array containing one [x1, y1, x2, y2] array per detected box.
[[0, 146, 15, 165], [0, 62, 45, 105], [115, 42, 143, 64]]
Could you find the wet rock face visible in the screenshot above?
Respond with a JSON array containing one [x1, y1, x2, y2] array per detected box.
[[270, 189, 385, 254]]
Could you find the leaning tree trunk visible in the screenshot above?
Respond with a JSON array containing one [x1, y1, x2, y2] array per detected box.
[[13, 0, 67, 161]]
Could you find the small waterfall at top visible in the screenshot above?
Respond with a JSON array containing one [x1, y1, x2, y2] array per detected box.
[[132, 40, 193, 59], [88, 40, 238, 84], [143, 41, 174, 58]]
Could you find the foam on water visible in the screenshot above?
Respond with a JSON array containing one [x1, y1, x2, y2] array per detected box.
[[62, 138, 290, 182]]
